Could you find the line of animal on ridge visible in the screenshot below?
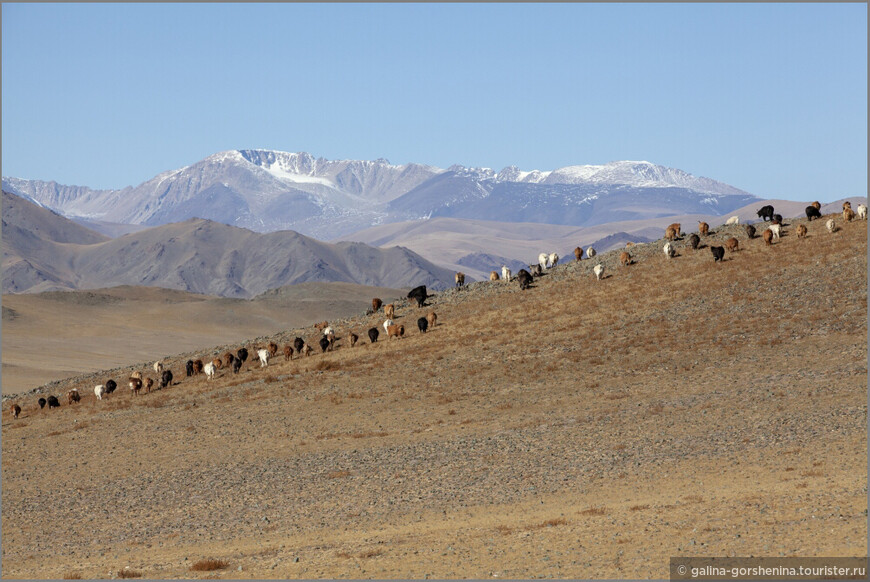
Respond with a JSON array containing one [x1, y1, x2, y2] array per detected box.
[[455, 201, 866, 289], [9, 286, 438, 415]]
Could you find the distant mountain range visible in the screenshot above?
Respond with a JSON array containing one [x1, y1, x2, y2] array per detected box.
[[2, 149, 758, 239], [2, 190, 456, 297]]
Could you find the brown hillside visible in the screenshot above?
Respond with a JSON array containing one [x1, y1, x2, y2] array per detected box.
[[1, 214, 866, 579]]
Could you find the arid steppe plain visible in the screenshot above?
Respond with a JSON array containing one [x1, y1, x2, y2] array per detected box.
[[1, 214, 867, 579]]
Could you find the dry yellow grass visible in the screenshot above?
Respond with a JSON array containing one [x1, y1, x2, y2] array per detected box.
[[1, 216, 866, 579]]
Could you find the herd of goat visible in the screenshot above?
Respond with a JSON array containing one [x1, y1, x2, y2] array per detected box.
[[8, 202, 865, 419]]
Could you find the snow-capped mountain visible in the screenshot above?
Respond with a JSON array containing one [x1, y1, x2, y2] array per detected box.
[[3, 150, 758, 239]]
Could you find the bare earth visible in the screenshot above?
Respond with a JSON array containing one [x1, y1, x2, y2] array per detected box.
[[1, 215, 866, 579]]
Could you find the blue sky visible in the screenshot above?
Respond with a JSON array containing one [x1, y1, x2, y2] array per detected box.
[[2, 2, 866, 201]]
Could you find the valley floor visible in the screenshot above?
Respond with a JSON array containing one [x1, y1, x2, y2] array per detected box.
[[2, 216, 867, 579]]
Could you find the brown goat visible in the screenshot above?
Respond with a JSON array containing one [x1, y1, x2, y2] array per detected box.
[[384, 303, 395, 319], [144, 377, 154, 393], [268, 342, 278, 357], [811, 201, 821, 211], [212, 358, 223, 370], [372, 298, 382, 313], [349, 332, 359, 347], [314, 321, 329, 331], [724, 237, 739, 252], [130, 370, 143, 381], [796, 224, 808, 238], [129, 377, 143, 396], [667, 223, 682, 238], [67, 389, 81, 405], [283, 345, 293, 361], [192, 359, 204, 375], [223, 352, 234, 367], [10, 403, 21, 419], [625, 241, 635, 247], [763, 229, 774, 245], [387, 324, 405, 340], [455, 272, 466, 287], [427, 311, 437, 328], [574, 247, 583, 261], [665, 226, 677, 241], [843, 201, 852, 211], [303, 344, 313, 357], [619, 251, 632, 266], [698, 221, 710, 236], [489, 271, 499, 281], [844, 208, 855, 222]]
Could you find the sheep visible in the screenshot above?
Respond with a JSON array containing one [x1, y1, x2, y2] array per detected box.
[[293, 337, 305, 355], [223, 352, 234, 368], [105, 379, 117, 394], [204, 362, 216, 380], [193, 359, 204, 375], [349, 332, 359, 347], [144, 377, 154, 393], [160, 370, 173, 389], [303, 344, 313, 357], [489, 271, 499, 281], [501, 265, 512, 281], [796, 224, 808, 238], [548, 252, 559, 267], [667, 223, 682, 238], [687, 233, 700, 250], [368, 327, 379, 343], [283, 345, 293, 361], [763, 229, 774, 245], [857, 204, 868, 220], [768, 223, 782, 240], [387, 324, 405, 340], [130, 371, 143, 381], [47, 395, 60, 409], [724, 237, 739, 252], [843, 207, 855, 222], [811, 201, 821, 211], [517, 269, 533, 290], [745, 224, 756, 239], [826, 218, 836, 233], [455, 272, 466, 287], [725, 215, 739, 226], [665, 226, 678, 241], [268, 342, 278, 358], [153, 361, 163, 375], [593, 264, 604, 280], [10, 403, 21, 419], [710, 246, 725, 262], [574, 247, 583, 261], [384, 304, 395, 319], [257, 348, 270, 367], [237, 348, 248, 366], [538, 252, 548, 269], [383, 319, 394, 334], [314, 321, 329, 331], [186, 360, 195, 377], [663, 241, 675, 259], [232, 357, 242, 374], [427, 311, 437, 328], [805, 205, 822, 221], [698, 221, 710, 236], [38, 397, 46, 409], [212, 357, 223, 370], [417, 316, 429, 333], [67, 389, 80, 405], [587, 247, 596, 259], [129, 377, 143, 395], [757, 205, 774, 221], [408, 285, 428, 307], [372, 298, 383, 313], [619, 251, 631, 266]]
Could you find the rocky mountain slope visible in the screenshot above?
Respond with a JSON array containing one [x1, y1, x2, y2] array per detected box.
[[2, 190, 456, 296], [2, 211, 865, 579], [3, 150, 758, 239]]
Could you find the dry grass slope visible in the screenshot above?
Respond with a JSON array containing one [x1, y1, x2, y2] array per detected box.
[[1, 214, 866, 579]]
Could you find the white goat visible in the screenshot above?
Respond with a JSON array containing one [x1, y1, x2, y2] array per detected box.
[[204, 361, 216, 379], [383, 319, 394, 333], [593, 264, 604, 281], [663, 241, 675, 258], [501, 265, 511, 282], [94, 385, 106, 400], [257, 349, 270, 368], [857, 204, 867, 220], [725, 215, 739, 226], [587, 247, 597, 259], [538, 252, 549, 269], [548, 252, 559, 268]]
